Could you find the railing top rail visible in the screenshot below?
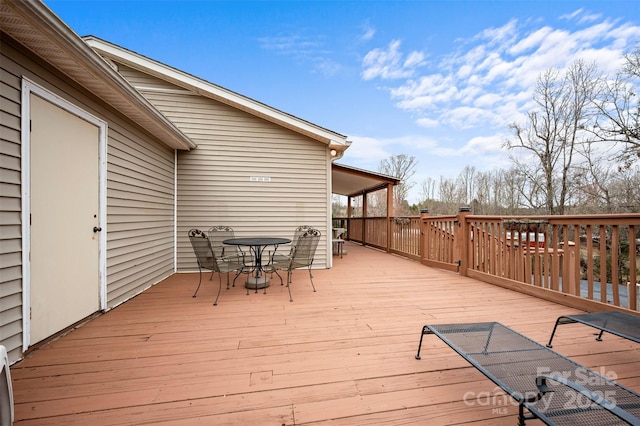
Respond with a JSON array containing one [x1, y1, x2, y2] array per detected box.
[[467, 213, 640, 221]]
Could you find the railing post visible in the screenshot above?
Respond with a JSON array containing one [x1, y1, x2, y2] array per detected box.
[[386, 183, 393, 253], [457, 206, 471, 276], [566, 240, 577, 295], [420, 209, 429, 264]]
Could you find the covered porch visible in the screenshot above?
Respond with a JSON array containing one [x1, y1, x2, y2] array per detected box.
[[9, 242, 640, 425]]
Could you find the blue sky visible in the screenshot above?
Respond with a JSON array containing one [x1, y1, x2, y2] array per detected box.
[[45, 0, 640, 203]]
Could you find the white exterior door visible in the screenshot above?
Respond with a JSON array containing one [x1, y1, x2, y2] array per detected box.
[[28, 93, 102, 345]]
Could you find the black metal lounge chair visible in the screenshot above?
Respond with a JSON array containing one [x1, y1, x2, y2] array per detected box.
[[416, 322, 640, 425], [546, 311, 640, 348]]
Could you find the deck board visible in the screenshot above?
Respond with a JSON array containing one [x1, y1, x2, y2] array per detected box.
[[10, 242, 640, 425]]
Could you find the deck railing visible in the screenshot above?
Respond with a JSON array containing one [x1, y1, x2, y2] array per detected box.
[[333, 211, 640, 313]]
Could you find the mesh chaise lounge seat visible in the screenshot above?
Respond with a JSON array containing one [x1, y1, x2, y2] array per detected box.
[[546, 311, 640, 348], [416, 322, 640, 425]]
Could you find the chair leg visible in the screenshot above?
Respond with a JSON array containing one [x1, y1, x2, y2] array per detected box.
[[193, 267, 203, 297], [307, 266, 316, 292], [213, 273, 222, 306], [272, 270, 284, 286], [287, 272, 293, 302], [232, 270, 242, 287]]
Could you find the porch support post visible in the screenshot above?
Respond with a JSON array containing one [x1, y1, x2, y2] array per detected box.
[[386, 183, 393, 253], [362, 192, 368, 246], [420, 209, 429, 264], [347, 196, 352, 239], [457, 206, 471, 276], [630, 224, 637, 311]]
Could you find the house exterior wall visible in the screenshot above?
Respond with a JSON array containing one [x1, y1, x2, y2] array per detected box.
[[0, 35, 176, 362], [116, 65, 330, 269]]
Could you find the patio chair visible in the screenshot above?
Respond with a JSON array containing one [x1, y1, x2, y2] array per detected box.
[[332, 227, 346, 258], [270, 225, 313, 264], [208, 225, 252, 285], [208, 226, 240, 259], [188, 228, 244, 305], [270, 228, 320, 301], [0, 345, 13, 426]]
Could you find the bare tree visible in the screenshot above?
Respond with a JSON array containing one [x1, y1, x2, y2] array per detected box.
[[612, 166, 640, 212], [590, 46, 640, 166], [572, 140, 616, 212], [457, 165, 477, 206], [437, 175, 462, 214], [418, 176, 437, 212], [505, 60, 599, 215], [473, 170, 492, 214], [419, 177, 437, 202], [378, 154, 417, 215]]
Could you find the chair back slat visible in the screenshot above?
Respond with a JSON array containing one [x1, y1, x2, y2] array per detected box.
[[208, 226, 236, 258], [188, 229, 217, 271], [290, 225, 313, 251], [291, 228, 321, 267]]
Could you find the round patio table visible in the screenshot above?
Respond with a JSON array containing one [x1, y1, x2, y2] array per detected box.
[[222, 237, 291, 291]]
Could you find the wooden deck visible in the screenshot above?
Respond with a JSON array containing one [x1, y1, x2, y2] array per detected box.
[[10, 242, 640, 425]]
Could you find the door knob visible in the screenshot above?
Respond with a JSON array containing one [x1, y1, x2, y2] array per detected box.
[[93, 226, 102, 233]]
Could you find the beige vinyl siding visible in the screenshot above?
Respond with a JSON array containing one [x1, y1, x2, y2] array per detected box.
[[0, 40, 24, 361], [171, 96, 329, 270], [105, 123, 175, 304], [117, 65, 330, 269], [0, 36, 176, 361]]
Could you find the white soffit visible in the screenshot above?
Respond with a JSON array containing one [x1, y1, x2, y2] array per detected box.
[[331, 163, 401, 197]]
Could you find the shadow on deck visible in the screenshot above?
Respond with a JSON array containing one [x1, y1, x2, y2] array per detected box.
[[10, 242, 640, 425]]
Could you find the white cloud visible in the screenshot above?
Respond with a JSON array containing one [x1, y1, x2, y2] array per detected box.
[[560, 9, 585, 21], [463, 134, 505, 154], [404, 51, 425, 68], [258, 34, 321, 53], [359, 25, 376, 42], [351, 9, 639, 194], [363, 12, 640, 141], [361, 40, 425, 80], [341, 135, 392, 168], [476, 19, 518, 47], [508, 26, 553, 55], [444, 106, 498, 129], [561, 8, 602, 24], [416, 117, 438, 128], [343, 134, 439, 168], [258, 33, 340, 76], [312, 57, 342, 77], [473, 93, 502, 108]]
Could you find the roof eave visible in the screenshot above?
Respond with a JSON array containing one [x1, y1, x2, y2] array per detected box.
[[1, 0, 196, 151], [84, 36, 350, 148]]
